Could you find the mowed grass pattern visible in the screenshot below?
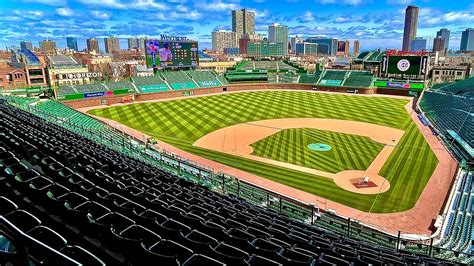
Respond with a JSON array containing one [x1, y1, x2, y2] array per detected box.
[[251, 128, 384, 173], [88, 91, 438, 213]]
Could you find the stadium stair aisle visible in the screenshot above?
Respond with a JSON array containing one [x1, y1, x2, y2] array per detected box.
[[0, 98, 466, 265]]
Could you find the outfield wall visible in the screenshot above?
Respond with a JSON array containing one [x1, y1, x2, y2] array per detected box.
[[63, 83, 377, 108]]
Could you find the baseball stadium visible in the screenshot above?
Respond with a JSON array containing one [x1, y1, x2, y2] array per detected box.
[[1, 55, 473, 265]]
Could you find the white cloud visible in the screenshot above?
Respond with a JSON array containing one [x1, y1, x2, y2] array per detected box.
[[56, 7, 73, 16], [319, 0, 366, 6], [344, 0, 363, 6], [301, 11, 315, 22], [22, 0, 67, 6], [131, 0, 168, 10], [77, 0, 126, 9], [153, 10, 202, 20], [386, 0, 413, 4], [202, 1, 240, 11], [78, 0, 168, 10], [91, 11, 111, 19]]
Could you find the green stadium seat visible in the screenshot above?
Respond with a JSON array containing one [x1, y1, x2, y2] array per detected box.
[[161, 72, 198, 90]]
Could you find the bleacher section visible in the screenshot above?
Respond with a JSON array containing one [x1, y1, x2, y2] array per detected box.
[[2, 97, 472, 264], [420, 83, 473, 162], [186, 71, 222, 88], [267, 73, 278, 83], [161, 71, 198, 90], [343, 71, 374, 87], [278, 73, 299, 84], [299, 71, 323, 85], [57, 83, 109, 99], [439, 170, 473, 255], [132, 75, 170, 93], [225, 70, 268, 82], [236, 60, 296, 71], [431, 77, 474, 97], [103, 81, 135, 92], [319, 70, 347, 86]]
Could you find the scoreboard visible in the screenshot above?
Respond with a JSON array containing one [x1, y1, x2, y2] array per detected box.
[[145, 39, 199, 69], [380, 55, 428, 79]]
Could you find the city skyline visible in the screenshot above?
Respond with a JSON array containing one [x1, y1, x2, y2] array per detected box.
[[1, 0, 473, 51]]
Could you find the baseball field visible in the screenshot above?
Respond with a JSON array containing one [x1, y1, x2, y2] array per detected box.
[[87, 90, 438, 213]]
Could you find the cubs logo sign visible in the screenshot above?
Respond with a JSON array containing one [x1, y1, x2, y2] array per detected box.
[[397, 59, 410, 72]]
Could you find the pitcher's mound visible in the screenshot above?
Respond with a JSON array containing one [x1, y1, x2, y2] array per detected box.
[[351, 178, 378, 188]]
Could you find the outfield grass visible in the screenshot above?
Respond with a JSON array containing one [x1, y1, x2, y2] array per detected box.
[[251, 128, 384, 173], [88, 90, 438, 213]]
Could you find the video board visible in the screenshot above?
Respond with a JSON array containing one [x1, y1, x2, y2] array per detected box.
[[145, 39, 199, 68], [381, 55, 428, 76]]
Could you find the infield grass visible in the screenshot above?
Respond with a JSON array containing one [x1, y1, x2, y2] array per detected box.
[[251, 128, 384, 173], [88, 90, 438, 213]]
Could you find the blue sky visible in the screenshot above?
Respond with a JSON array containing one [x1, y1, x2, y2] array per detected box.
[[0, 0, 473, 51]]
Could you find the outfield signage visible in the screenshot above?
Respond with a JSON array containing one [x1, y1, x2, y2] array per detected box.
[[84, 91, 105, 98], [139, 84, 169, 92], [319, 79, 342, 86], [83, 91, 113, 98], [198, 81, 220, 87], [381, 55, 428, 78], [387, 82, 411, 88], [375, 81, 424, 90]]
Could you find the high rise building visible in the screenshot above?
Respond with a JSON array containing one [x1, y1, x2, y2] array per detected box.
[[128, 38, 138, 49], [409, 37, 426, 52], [39, 40, 56, 55], [212, 30, 238, 52], [432, 37, 445, 53], [104, 37, 120, 54], [353, 40, 360, 56], [268, 23, 289, 55], [232, 9, 255, 38], [239, 34, 263, 54], [305, 37, 337, 55], [127, 38, 144, 49], [66, 37, 78, 51], [460, 28, 474, 51], [86, 38, 99, 52], [436, 28, 450, 51], [20, 41, 33, 50], [344, 40, 350, 56], [137, 38, 145, 50], [295, 43, 318, 56], [290, 36, 304, 53], [402, 5, 419, 51]]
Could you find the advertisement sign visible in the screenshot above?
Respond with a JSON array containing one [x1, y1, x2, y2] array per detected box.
[[58, 72, 103, 80]]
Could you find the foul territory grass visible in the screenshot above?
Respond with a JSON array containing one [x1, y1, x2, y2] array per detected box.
[[251, 128, 384, 173], [88, 90, 438, 213]]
